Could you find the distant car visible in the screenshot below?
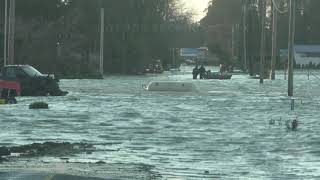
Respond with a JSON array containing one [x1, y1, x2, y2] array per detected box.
[[0, 65, 68, 96]]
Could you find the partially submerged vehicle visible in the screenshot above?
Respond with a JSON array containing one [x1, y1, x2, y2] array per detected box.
[[203, 71, 232, 80], [230, 69, 247, 75], [144, 60, 164, 74], [143, 81, 196, 92], [0, 65, 68, 96]]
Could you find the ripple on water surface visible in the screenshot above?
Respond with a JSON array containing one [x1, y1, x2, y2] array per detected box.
[[1, 69, 320, 179]]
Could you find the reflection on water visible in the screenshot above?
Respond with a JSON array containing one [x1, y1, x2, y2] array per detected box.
[[1, 66, 320, 179]]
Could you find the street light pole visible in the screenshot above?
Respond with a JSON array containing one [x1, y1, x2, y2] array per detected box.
[[3, 0, 8, 66], [8, 0, 15, 65], [99, 7, 105, 76], [288, 0, 296, 96], [243, 0, 247, 71], [270, 1, 278, 80], [259, 0, 266, 84]]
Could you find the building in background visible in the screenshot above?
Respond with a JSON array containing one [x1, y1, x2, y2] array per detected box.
[[280, 45, 320, 68], [180, 47, 209, 65]]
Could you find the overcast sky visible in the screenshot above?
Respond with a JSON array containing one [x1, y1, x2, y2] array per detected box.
[[181, 0, 210, 21]]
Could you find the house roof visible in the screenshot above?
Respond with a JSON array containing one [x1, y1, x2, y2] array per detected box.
[[294, 45, 320, 53], [180, 48, 200, 57]]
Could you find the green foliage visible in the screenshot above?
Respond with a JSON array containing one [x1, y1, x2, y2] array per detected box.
[[3, 0, 196, 75], [203, 0, 242, 25], [207, 43, 231, 64], [201, 0, 242, 66], [202, 0, 320, 72]]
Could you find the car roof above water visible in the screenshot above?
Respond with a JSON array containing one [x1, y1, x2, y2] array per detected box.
[[145, 81, 196, 92]]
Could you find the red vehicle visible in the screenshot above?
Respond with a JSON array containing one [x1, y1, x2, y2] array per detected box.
[[0, 80, 21, 96], [0, 65, 68, 96], [0, 88, 18, 104]]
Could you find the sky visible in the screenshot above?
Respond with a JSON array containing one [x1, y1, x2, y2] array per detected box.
[[181, 0, 211, 21]]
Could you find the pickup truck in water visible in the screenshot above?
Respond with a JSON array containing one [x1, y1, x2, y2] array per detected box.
[[0, 65, 68, 96]]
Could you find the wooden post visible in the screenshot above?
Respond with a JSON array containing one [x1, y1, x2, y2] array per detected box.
[[270, 1, 278, 80], [288, 0, 296, 97], [284, 62, 287, 80], [172, 48, 176, 67], [3, 0, 8, 66], [99, 8, 105, 76], [8, 0, 15, 65], [259, 0, 266, 84], [291, 99, 295, 110], [307, 64, 310, 80]]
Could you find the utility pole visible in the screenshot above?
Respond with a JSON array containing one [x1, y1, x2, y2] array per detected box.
[[259, 0, 266, 84], [232, 25, 235, 58], [172, 48, 175, 67], [99, 7, 105, 76], [7, 0, 15, 65], [270, 0, 278, 80], [243, 0, 247, 71], [288, 0, 296, 96], [3, 0, 8, 67]]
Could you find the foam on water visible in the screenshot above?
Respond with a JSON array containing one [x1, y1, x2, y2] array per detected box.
[[1, 67, 320, 179]]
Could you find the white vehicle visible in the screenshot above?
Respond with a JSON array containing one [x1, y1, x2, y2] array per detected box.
[[143, 81, 196, 92]]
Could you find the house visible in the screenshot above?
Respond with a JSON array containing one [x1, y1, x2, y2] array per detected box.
[[294, 45, 320, 66], [180, 47, 209, 63], [280, 45, 320, 67]]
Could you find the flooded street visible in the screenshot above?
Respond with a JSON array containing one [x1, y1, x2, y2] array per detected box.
[[1, 66, 320, 179]]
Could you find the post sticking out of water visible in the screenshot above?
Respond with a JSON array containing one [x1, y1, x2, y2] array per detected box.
[[284, 63, 287, 80], [307, 64, 310, 80], [291, 99, 295, 111], [288, 0, 296, 97]]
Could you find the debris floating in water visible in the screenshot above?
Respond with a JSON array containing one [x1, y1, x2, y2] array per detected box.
[[269, 118, 276, 125], [292, 119, 298, 130], [29, 102, 49, 109], [268, 117, 299, 131], [286, 117, 299, 131]]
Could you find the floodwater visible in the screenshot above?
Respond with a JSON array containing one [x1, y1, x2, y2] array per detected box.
[[1, 66, 320, 179]]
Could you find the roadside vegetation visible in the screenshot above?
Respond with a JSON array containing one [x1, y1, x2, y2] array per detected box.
[[0, 0, 201, 76]]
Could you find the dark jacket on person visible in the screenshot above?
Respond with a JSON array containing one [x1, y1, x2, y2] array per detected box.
[[192, 66, 199, 79], [199, 66, 206, 79]]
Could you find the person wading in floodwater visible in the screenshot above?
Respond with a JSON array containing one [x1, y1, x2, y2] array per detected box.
[[199, 65, 206, 79], [192, 65, 199, 79]]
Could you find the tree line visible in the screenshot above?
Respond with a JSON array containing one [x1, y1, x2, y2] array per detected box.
[[201, 0, 320, 75], [0, 0, 200, 76]]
